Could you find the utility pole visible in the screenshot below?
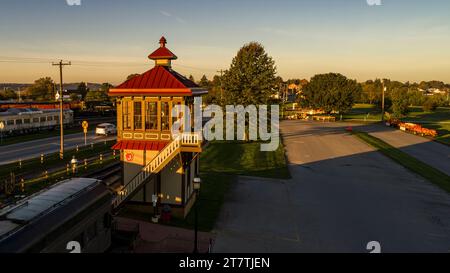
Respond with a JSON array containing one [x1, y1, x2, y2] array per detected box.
[[52, 60, 71, 160], [217, 69, 225, 104], [381, 81, 386, 122]]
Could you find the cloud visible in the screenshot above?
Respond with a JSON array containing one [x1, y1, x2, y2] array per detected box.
[[159, 10, 186, 24], [159, 10, 172, 17]]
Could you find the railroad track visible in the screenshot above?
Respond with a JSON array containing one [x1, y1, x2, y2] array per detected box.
[[87, 161, 121, 181]]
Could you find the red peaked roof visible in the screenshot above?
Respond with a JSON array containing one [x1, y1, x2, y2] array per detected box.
[[148, 47, 178, 60], [148, 36, 178, 60], [114, 66, 198, 90], [109, 36, 208, 96]]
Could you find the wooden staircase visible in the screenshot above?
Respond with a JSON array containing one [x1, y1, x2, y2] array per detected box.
[[112, 132, 202, 209]]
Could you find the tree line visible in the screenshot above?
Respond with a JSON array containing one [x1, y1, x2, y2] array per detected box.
[[0, 78, 114, 103], [189, 42, 449, 119], [3, 41, 448, 120]]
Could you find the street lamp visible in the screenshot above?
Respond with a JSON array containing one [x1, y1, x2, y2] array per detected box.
[[71, 156, 78, 174], [193, 177, 201, 253], [0, 121, 4, 145]]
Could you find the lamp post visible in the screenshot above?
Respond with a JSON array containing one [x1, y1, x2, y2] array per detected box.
[[0, 121, 4, 145], [193, 177, 201, 253], [71, 156, 78, 175], [381, 83, 387, 122]]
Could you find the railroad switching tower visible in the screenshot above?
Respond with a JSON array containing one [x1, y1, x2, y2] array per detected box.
[[108, 37, 208, 218]]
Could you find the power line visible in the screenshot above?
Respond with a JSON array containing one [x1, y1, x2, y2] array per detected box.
[[0, 55, 222, 72]]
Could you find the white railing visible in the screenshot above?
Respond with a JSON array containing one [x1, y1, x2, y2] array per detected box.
[[112, 133, 202, 208], [145, 137, 181, 173], [181, 132, 202, 146]]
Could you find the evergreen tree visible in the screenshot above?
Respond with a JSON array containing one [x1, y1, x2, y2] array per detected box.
[[222, 42, 278, 106]]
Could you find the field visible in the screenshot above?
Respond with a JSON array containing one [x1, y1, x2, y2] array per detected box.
[[343, 104, 383, 121], [168, 140, 290, 231], [200, 141, 291, 179]]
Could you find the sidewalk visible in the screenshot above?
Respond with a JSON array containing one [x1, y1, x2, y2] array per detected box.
[[115, 217, 215, 253], [359, 123, 450, 176]]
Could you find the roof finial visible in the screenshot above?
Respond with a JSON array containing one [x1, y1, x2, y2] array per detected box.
[[159, 36, 167, 48]]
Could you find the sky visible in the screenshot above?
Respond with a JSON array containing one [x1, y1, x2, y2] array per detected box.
[[0, 0, 449, 85]]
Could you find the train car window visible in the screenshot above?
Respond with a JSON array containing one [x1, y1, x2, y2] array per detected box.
[[54, 116, 58, 121], [33, 118, 39, 123], [7, 120, 14, 125], [47, 116, 53, 121], [40, 117, 46, 122], [24, 119, 30, 124], [16, 119, 22, 125]]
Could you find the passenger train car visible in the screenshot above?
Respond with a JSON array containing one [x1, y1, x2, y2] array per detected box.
[[0, 178, 112, 253], [0, 108, 74, 135]]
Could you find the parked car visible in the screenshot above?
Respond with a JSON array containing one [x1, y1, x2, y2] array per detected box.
[[95, 123, 117, 136]]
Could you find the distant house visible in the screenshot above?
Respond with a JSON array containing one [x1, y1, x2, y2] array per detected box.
[[429, 88, 446, 95]]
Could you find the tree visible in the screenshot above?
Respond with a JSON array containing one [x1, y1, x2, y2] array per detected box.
[[407, 89, 426, 106], [77, 82, 89, 99], [85, 90, 108, 102], [390, 86, 410, 118], [100, 83, 113, 93], [222, 42, 278, 105], [100, 83, 114, 102], [423, 98, 438, 111], [302, 73, 362, 114], [28, 77, 55, 101], [127, 74, 140, 81], [204, 75, 222, 105], [198, 75, 210, 88], [0, 89, 18, 100], [70, 93, 80, 102], [366, 79, 383, 105], [188, 75, 195, 82]]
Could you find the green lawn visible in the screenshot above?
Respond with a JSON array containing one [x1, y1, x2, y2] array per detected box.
[[342, 104, 382, 121], [167, 140, 290, 231], [353, 131, 450, 193], [200, 141, 291, 179]]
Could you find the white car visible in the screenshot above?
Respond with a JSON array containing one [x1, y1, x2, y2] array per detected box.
[[95, 123, 117, 136]]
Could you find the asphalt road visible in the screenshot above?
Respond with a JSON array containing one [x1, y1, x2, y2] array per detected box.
[[212, 120, 450, 253], [0, 131, 116, 165], [359, 124, 450, 176]]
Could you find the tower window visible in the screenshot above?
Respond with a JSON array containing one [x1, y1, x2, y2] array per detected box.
[[123, 101, 133, 130], [145, 101, 158, 130], [161, 102, 170, 131], [134, 101, 143, 130]]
